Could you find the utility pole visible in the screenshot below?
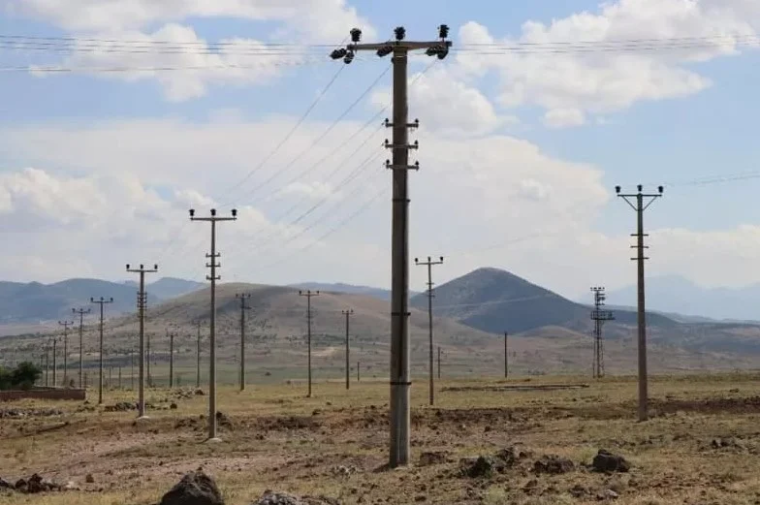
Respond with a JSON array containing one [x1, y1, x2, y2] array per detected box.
[[504, 331, 509, 379], [72, 307, 91, 389], [130, 348, 135, 390], [415, 256, 444, 406], [168, 329, 175, 389], [299, 290, 320, 398], [44, 344, 49, 387], [342, 309, 353, 390], [127, 263, 158, 419], [58, 320, 73, 387], [91, 296, 113, 405], [357, 361, 360, 382], [236, 293, 252, 392], [437, 346, 441, 379], [615, 184, 663, 422], [190, 208, 238, 442], [590, 287, 614, 379], [118, 366, 122, 390], [51, 338, 57, 386], [147, 332, 152, 387], [331, 25, 451, 467]]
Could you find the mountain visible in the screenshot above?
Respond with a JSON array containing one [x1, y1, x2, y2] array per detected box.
[[607, 275, 760, 322], [288, 282, 420, 301], [411, 267, 677, 334], [2, 281, 754, 379], [0, 277, 205, 324]]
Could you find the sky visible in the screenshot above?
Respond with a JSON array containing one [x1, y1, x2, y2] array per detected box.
[[1, 0, 760, 302]]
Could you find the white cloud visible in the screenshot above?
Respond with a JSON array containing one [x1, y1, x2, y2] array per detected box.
[[279, 181, 336, 200], [7, 0, 374, 42], [543, 108, 586, 129], [455, 0, 760, 126]]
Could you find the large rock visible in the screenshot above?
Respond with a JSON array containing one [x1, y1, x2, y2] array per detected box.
[[160, 472, 224, 505], [252, 491, 339, 505], [592, 449, 631, 473], [463, 456, 495, 478]]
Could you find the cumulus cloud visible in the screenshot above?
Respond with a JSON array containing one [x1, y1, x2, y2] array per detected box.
[[454, 0, 760, 126]]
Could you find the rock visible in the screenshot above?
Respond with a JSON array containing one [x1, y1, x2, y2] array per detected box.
[[252, 491, 308, 505], [160, 471, 224, 505], [85, 474, 95, 484], [569, 484, 587, 498], [64, 481, 80, 491], [463, 456, 495, 478], [533, 455, 574, 475], [216, 411, 232, 429], [596, 489, 619, 500], [418, 451, 449, 467], [195, 388, 205, 396], [14, 478, 27, 492], [495, 445, 531, 468], [0, 477, 11, 489], [170, 403, 178, 410], [592, 450, 631, 473]]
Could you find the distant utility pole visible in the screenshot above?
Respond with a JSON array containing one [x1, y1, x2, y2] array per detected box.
[[235, 293, 252, 392], [51, 338, 58, 387], [342, 309, 354, 390], [590, 287, 614, 379], [44, 345, 49, 386], [437, 346, 441, 380], [127, 263, 158, 419], [415, 256, 444, 406], [299, 290, 320, 398], [357, 361, 360, 382], [130, 348, 135, 391], [118, 366, 122, 390], [147, 332, 152, 387], [190, 208, 238, 442], [168, 329, 175, 389], [616, 184, 663, 422], [91, 296, 113, 405], [58, 320, 73, 387], [331, 24, 451, 468], [504, 331, 509, 379], [72, 307, 91, 389]]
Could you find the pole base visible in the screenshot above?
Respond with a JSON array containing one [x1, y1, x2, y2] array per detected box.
[[205, 437, 223, 444], [136, 415, 150, 421]]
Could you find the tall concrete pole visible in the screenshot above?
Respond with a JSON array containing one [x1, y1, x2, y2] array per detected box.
[[127, 264, 158, 419], [196, 320, 202, 389], [331, 24, 451, 467], [236, 293, 252, 392], [342, 309, 353, 390], [72, 308, 90, 389], [91, 296, 113, 405], [615, 184, 663, 422], [190, 208, 238, 442], [299, 290, 319, 398]]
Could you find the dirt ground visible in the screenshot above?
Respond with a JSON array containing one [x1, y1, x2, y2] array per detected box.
[[2, 373, 760, 504]]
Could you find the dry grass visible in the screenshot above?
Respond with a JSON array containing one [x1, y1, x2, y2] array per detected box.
[[2, 373, 760, 504]]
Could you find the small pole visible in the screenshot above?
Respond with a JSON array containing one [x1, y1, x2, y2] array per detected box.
[[52, 338, 58, 387], [504, 331, 508, 379], [299, 290, 320, 398], [118, 366, 122, 389], [169, 331, 175, 389], [342, 309, 353, 390], [437, 346, 441, 380], [357, 361, 360, 382]]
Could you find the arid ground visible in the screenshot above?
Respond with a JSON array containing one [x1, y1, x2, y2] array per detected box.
[[2, 373, 760, 504]]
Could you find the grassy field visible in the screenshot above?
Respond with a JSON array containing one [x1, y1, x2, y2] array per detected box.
[[2, 373, 760, 504]]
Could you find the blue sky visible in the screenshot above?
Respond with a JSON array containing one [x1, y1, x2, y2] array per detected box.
[[1, 0, 760, 299]]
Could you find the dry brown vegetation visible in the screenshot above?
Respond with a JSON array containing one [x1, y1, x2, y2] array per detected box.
[[2, 373, 760, 504]]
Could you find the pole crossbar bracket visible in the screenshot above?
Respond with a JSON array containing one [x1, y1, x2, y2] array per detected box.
[[384, 118, 419, 129], [385, 161, 420, 171]]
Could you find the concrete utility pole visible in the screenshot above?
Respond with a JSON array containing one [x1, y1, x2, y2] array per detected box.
[[195, 320, 203, 389], [91, 296, 113, 405], [504, 331, 509, 379], [190, 208, 238, 442], [299, 290, 320, 398], [615, 184, 663, 422], [415, 256, 444, 406], [126, 263, 158, 419], [168, 329, 175, 388], [72, 307, 91, 389], [342, 309, 354, 390], [44, 345, 49, 386], [235, 293, 252, 392], [130, 348, 135, 390], [58, 320, 73, 387], [437, 346, 441, 379], [332, 25, 451, 467], [590, 287, 614, 379]]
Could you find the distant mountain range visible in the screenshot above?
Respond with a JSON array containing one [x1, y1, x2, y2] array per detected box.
[[0, 277, 205, 323], [607, 275, 760, 322]]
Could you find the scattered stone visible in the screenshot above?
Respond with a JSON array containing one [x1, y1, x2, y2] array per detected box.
[[418, 451, 450, 467], [85, 474, 95, 484], [495, 445, 531, 468], [0, 407, 64, 418], [64, 481, 80, 491], [533, 455, 574, 475], [569, 484, 587, 498], [592, 450, 631, 473], [596, 489, 619, 500], [170, 403, 178, 410], [252, 491, 339, 505], [463, 456, 495, 479], [332, 465, 354, 478], [160, 471, 224, 505], [216, 411, 232, 429], [195, 388, 205, 396], [12, 474, 63, 494], [104, 402, 137, 412], [0, 477, 11, 489]]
